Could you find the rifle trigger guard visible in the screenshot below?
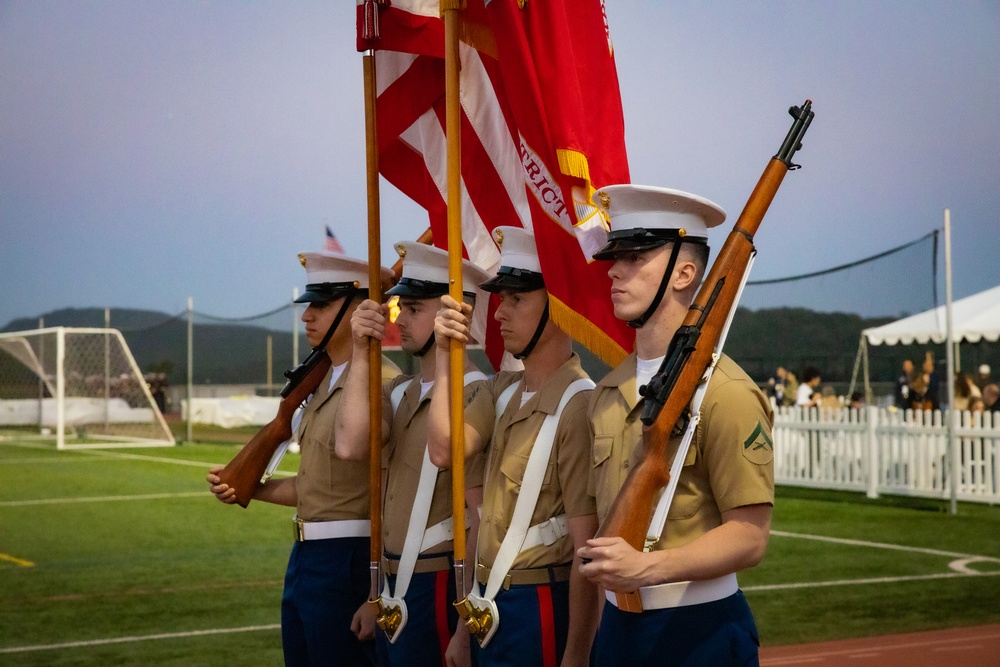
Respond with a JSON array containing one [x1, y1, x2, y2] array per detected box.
[[671, 408, 691, 438]]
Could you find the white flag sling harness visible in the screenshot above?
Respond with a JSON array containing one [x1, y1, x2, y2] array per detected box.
[[376, 371, 487, 643], [463, 377, 594, 647]]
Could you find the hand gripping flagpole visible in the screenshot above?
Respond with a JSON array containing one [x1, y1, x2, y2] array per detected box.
[[363, 48, 394, 633], [441, 0, 480, 634]]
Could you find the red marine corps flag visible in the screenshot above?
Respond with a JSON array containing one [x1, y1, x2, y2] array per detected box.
[[357, 0, 633, 366]]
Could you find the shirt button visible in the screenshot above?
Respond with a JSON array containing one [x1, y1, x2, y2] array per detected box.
[[623, 461, 629, 469]]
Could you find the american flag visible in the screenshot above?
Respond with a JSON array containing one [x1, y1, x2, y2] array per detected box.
[[325, 226, 345, 254], [356, 0, 633, 366]]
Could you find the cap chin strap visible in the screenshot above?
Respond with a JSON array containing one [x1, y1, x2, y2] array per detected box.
[[513, 300, 550, 360], [413, 333, 435, 358], [316, 292, 359, 352], [627, 241, 684, 329]]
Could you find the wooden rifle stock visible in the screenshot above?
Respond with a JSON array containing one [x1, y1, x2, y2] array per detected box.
[[216, 350, 332, 508], [596, 101, 814, 612]]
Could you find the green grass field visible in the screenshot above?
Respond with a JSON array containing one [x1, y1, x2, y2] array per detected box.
[[2, 437, 999, 666]]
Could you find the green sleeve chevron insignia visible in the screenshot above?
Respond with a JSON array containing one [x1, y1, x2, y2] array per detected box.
[[742, 421, 774, 464]]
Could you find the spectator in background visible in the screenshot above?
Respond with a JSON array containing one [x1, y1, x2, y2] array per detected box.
[[819, 385, 841, 411], [766, 366, 794, 407], [848, 392, 865, 410], [953, 371, 981, 411], [968, 396, 985, 414], [922, 351, 940, 407], [796, 366, 822, 407], [975, 364, 992, 391], [894, 359, 914, 408], [907, 373, 938, 411], [983, 384, 1000, 413], [782, 368, 798, 407]]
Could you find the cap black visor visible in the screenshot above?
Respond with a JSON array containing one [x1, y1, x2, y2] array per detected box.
[[294, 282, 362, 304], [479, 266, 545, 294], [385, 277, 450, 299], [591, 228, 706, 261]]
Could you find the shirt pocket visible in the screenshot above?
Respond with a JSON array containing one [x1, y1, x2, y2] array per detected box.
[[667, 445, 702, 520], [397, 439, 427, 475], [593, 435, 613, 468], [500, 452, 554, 502]]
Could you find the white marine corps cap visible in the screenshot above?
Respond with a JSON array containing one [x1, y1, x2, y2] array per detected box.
[[479, 226, 545, 293], [294, 251, 392, 304], [386, 242, 491, 299], [590, 184, 727, 260]]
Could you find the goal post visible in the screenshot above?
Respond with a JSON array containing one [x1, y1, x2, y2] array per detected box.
[[0, 327, 174, 448]]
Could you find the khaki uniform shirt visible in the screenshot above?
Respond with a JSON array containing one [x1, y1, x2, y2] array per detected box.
[[295, 357, 400, 522], [381, 370, 487, 556], [466, 353, 596, 570], [588, 353, 773, 550]]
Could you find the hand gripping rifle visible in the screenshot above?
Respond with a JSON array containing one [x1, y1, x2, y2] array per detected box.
[[214, 328, 335, 508], [595, 100, 814, 612]]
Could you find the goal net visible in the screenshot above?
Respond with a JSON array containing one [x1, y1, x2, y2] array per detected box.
[[0, 327, 174, 448]]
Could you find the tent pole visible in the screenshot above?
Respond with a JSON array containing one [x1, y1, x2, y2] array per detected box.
[[944, 208, 956, 515], [862, 338, 871, 406], [848, 335, 863, 402]]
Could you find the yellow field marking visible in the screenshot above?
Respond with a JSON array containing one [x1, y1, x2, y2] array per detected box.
[[0, 552, 35, 567]]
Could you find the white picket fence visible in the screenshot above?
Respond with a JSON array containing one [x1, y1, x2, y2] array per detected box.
[[773, 406, 1000, 503]]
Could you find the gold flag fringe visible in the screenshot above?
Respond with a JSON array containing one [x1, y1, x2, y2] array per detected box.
[[556, 148, 592, 184], [550, 294, 630, 368]]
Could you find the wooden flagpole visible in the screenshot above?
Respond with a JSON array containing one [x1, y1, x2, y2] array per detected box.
[[363, 49, 385, 607], [442, 0, 467, 602]]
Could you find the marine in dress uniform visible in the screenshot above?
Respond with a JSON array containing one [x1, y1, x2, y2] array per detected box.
[[208, 251, 399, 667], [428, 228, 601, 667], [336, 242, 491, 667], [578, 186, 775, 666]]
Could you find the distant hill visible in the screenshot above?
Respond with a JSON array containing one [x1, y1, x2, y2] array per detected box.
[[5, 306, 997, 389], [727, 306, 1000, 388]]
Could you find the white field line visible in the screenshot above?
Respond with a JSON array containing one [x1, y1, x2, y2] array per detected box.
[[0, 624, 281, 654], [0, 492, 207, 507], [743, 530, 1000, 593], [0, 457, 111, 465], [0, 441, 294, 476], [771, 530, 1000, 563], [744, 569, 1000, 592]]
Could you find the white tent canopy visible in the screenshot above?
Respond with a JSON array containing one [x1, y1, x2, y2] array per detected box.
[[863, 284, 1000, 346]]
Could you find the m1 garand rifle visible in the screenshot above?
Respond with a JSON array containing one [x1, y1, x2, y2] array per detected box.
[[595, 100, 814, 612], [215, 229, 433, 509], [214, 326, 335, 508]]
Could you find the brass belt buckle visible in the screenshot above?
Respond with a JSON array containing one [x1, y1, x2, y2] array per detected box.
[[293, 517, 306, 542]]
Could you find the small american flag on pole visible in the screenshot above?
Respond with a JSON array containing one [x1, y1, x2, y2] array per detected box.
[[324, 226, 345, 254]]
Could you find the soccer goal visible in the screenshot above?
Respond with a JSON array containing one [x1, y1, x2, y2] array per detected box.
[[0, 327, 174, 448]]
